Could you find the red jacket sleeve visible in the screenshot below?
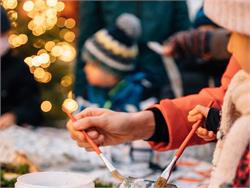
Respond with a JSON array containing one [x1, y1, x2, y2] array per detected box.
[[148, 56, 240, 151]]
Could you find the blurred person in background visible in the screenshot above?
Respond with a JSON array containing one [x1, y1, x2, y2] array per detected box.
[[1, 7, 43, 129], [162, 7, 231, 96], [80, 13, 144, 112], [74, 1, 191, 105]]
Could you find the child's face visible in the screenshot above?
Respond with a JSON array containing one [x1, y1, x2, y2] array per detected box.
[[227, 32, 250, 73], [84, 62, 119, 88]]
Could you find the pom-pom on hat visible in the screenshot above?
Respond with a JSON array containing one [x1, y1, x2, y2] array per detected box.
[[82, 13, 141, 77], [204, 0, 250, 36]]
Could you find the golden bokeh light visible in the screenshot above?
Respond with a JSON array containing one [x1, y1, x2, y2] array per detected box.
[[51, 45, 63, 57], [37, 49, 47, 55], [29, 66, 36, 74], [55, 1, 64, 12], [56, 17, 66, 28], [25, 0, 63, 36], [67, 91, 73, 99], [41, 62, 51, 68], [60, 75, 73, 87], [59, 28, 68, 39], [40, 53, 50, 64], [2, 0, 17, 9], [41, 100, 52, 112], [11, 21, 17, 28], [62, 98, 78, 113], [58, 43, 76, 62], [40, 71, 52, 83], [34, 67, 45, 79], [50, 55, 56, 63], [23, 1, 34, 12], [32, 56, 42, 66], [64, 31, 75, 43], [33, 39, 45, 48], [3, 0, 78, 117], [8, 10, 18, 21], [46, 0, 57, 7], [8, 34, 28, 48], [19, 34, 28, 44], [64, 18, 76, 29], [45, 41, 55, 51], [24, 57, 33, 67]]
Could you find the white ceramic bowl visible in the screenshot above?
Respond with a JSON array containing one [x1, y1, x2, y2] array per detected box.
[[15, 171, 94, 188]]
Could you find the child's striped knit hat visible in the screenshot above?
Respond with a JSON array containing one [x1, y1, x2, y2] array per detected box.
[[82, 13, 141, 77]]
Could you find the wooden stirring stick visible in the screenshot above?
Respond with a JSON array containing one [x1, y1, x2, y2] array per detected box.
[[62, 107, 125, 181], [154, 101, 214, 188]]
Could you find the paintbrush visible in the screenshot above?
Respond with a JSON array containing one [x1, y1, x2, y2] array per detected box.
[[62, 107, 125, 182], [153, 101, 214, 188]]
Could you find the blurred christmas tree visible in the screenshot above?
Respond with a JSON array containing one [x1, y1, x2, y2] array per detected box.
[[1, 0, 79, 125]]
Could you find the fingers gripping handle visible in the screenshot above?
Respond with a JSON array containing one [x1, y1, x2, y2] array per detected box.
[[62, 107, 102, 155], [176, 101, 214, 158]]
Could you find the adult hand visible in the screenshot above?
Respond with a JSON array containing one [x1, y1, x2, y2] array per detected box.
[[188, 105, 216, 141], [163, 28, 230, 61], [66, 108, 155, 151], [163, 30, 209, 59], [0, 113, 16, 130]]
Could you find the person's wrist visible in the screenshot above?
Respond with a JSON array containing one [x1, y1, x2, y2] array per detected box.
[[130, 111, 155, 141]]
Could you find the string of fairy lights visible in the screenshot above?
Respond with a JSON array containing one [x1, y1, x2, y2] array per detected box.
[[2, 0, 78, 114]]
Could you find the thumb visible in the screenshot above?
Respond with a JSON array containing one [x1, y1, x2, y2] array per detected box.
[[73, 116, 102, 131]]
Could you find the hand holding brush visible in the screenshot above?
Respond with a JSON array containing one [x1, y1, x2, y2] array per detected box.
[[62, 107, 125, 182], [154, 101, 214, 188]]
